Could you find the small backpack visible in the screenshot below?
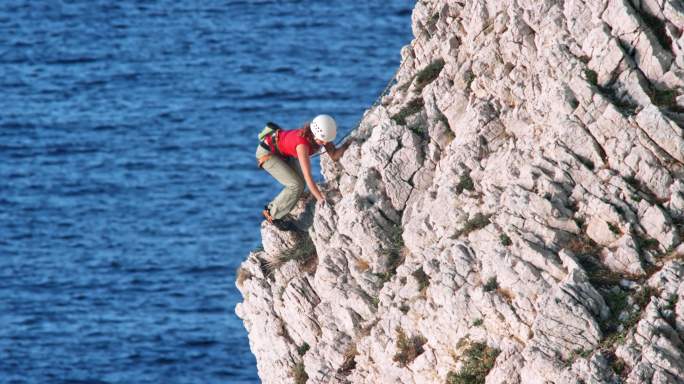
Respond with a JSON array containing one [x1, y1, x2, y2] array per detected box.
[[258, 122, 281, 141]]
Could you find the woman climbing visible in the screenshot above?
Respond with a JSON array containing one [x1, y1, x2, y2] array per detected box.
[[256, 114, 351, 229]]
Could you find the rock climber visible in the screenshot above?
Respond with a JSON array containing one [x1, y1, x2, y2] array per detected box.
[[256, 114, 351, 230]]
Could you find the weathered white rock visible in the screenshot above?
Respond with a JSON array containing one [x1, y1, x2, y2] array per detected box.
[[237, 0, 684, 382], [616, 262, 684, 384]]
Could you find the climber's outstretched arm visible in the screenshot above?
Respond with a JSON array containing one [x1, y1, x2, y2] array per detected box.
[[324, 140, 352, 162]]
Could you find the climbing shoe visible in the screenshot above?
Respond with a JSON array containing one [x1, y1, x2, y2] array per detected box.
[[272, 219, 296, 231], [262, 206, 296, 231], [262, 206, 275, 223]]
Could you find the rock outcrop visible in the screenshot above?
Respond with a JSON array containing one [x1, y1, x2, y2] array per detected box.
[[236, 0, 684, 382]]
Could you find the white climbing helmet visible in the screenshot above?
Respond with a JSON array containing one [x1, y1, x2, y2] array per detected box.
[[310, 114, 337, 142]]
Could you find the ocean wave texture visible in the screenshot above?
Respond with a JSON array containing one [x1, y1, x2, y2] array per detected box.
[[0, 1, 412, 383]]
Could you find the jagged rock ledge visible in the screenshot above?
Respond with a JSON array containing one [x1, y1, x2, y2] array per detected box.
[[237, 0, 684, 383]]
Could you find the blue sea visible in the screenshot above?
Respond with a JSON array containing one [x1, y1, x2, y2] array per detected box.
[[0, 1, 412, 383]]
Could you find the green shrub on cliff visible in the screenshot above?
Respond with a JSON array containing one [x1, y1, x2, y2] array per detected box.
[[393, 327, 427, 367], [415, 58, 445, 90], [446, 342, 500, 384], [392, 98, 424, 125], [291, 361, 307, 384]]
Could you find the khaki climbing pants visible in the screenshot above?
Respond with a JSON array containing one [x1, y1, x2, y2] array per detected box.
[[256, 145, 305, 220]]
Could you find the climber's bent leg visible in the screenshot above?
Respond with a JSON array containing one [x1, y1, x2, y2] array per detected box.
[[257, 147, 305, 220]]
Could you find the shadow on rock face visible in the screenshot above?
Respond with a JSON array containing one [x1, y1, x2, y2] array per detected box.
[[260, 197, 318, 270], [288, 196, 316, 232]]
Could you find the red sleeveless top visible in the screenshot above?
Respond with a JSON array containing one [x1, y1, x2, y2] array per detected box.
[[267, 128, 320, 158]]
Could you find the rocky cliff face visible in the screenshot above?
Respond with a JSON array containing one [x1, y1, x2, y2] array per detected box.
[[236, 0, 684, 383]]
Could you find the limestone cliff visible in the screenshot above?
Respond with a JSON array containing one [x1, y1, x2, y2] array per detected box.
[[236, 0, 684, 383]]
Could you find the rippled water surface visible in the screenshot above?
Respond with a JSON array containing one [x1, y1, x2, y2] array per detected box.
[[0, 1, 412, 383]]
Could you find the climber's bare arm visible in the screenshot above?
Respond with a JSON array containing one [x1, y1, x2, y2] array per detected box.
[[324, 141, 351, 162], [296, 144, 325, 202]]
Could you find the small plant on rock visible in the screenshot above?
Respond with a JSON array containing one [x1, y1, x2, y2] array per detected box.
[[410, 125, 428, 138], [575, 348, 592, 359], [601, 289, 630, 333], [564, 348, 593, 366], [265, 236, 317, 274], [496, 287, 514, 303], [665, 293, 678, 311], [571, 237, 627, 288], [393, 327, 427, 368], [472, 318, 483, 327], [464, 70, 475, 90], [599, 286, 656, 351], [291, 361, 308, 384], [392, 98, 425, 125], [397, 76, 415, 92], [446, 342, 500, 384], [607, 222, 621, 235], [412, 267, 431, 294], [375, 224, 407, 284], [611, 356, 627, 376], [651, 88, 678, 108], [370, 296, 380, 309], [338, 343, 358, 376], [387, 224, 405, 255], [415, 58, 446, 90], [605, 350, 629, 378], [635, 235, 660, 251], [483, 277, 498, 292], [584, 69, 598, 86], [632, 286, 656, 309], [297, 342, 310, 356], [499, 233, 512, 247], [456, 172, 475, 194], [457, 213, 491, 238], [663, 294, 678, 327]]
